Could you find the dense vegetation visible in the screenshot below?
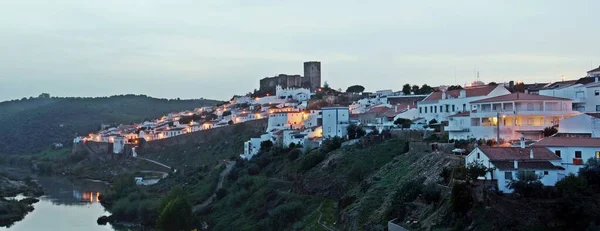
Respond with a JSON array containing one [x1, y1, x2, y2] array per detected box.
[[0, 174, 44, 228], [0, 94, 222, 155]]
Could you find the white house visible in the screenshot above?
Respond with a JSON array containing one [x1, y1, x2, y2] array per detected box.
[[322, 107, 350, 138], [539, 77, 600, 112], [449, 93, 579, 141], [418, 85, 511, 122], [276, 85, 311, 102], [533, 136, 600, 176], [267, 111, 307, 131], [465, 141, 563, 193], [557, 113, 600, 137], [588, 65, 600, 77]]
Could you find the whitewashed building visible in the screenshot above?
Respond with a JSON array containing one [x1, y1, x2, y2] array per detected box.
[[465, 140, 563, 193], [276, 85, 311, 102], [533, 136, 600, 176], [418, 85, 511, 122], [539, 77, 600, 112], [448, 93, 579, 141], [557, 113, 600, 137], [322, 107, 350, 138]]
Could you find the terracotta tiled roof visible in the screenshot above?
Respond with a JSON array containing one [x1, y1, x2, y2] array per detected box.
[[478, 147, 560, 161], [448, 111, 470, 117], [422, 85, 499, 102], [470, 93, 571, 103], [366, 106, 390, 114], [532, 136, 600, 148], [491, 161, 564, 170]]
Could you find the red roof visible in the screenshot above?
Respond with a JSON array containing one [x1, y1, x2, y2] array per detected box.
[[478, 146, 560, 161], [470, 93, 571, 103], [366, 106, 390, 114], [422, 85, 498, 102], [533, 137, 600, 148]]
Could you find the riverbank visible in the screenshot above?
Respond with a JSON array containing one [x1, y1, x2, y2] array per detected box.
[[0, 175, 44, 228]]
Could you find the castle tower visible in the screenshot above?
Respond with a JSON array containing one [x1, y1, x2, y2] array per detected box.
[[304, 61, 321, 92]]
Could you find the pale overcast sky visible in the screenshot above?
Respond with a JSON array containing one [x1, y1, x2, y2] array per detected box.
[[0, 0, 598, 101]]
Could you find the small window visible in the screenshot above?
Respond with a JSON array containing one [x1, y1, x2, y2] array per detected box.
[[575, 151, 582, 159], [555, 150, 561, 158], [419, 107, 422, 113], [596, 90, 599, 96], [425, 107, 427, 113], [452, 105, 455, 112], [596, 151, 600, 159], [597, 105, 600, 112], [505, 172, 513, 180], [477, 153, 480, 159], [544, 171, 549, 175]]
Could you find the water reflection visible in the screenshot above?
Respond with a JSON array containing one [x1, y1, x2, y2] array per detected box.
[[0, 176, 117, 231]]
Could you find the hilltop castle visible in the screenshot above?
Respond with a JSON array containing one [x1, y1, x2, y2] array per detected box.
[[259, 61, 321, 93]]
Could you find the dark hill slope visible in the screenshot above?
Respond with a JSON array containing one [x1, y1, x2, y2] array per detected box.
[[0, 95, 222, 155]]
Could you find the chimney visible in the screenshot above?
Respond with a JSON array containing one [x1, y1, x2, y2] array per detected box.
[[520, 133, 525, 148], [459, 89, 466, 98], [514, 160, 518, 169], [442, 90, 447, 100], [530, 149, 534, 159], [595, 76, 598, 83]]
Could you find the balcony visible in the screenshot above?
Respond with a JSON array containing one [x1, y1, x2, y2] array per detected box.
[[445, 126, 470, 132], [573, 97, 586, 104], [573, 158, 584, 165]]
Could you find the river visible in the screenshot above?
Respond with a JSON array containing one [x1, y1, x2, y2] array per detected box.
[[1, 176, 118, 231]]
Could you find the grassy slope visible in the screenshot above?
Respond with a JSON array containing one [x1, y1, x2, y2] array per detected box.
[[0, 95, 222, 155], [196, 138, 461, 231]]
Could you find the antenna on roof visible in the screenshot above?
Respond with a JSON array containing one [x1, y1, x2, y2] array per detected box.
[[477, 71, 480, 81]]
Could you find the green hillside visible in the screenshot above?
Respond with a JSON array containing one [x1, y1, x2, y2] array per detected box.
[[0, 95, 222, 155]]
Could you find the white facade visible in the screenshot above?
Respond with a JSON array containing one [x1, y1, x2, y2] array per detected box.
[[418, 85, 511, 122], [276, 85, 311, 102], [113, 136, 125, 154], [465, 146, 563, 193], [447, 93, 579, 141], [533, 136, 600, 176], [558, 113, 600, 137], [322, 107, 350, 138], [539, 79, 600, 112]]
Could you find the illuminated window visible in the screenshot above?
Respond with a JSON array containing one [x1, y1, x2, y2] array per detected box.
[[596, 151, 600, 159]]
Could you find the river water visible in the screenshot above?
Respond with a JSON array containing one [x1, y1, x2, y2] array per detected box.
[[1, 176, 118, 231]]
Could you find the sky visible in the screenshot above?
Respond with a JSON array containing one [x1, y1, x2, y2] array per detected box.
[[0, 0, 598, 102]]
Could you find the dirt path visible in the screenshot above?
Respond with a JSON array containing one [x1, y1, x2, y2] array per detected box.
[[135, 156, 172, 170], [192, 161, 236, 212]]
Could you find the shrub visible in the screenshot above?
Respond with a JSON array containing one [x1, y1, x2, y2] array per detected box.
[[440, 167, 452, 184], [216, 188, 228, 200], [287, 149, 301, 161], [300, 152, 326, 171], [422, 182, 442, 204], [509, 171, 546, 198], [465, 161, 489, 182], [348, 163, 367, 182], [556, 174, 588, 196], [260, 140, 273, 152], [450, 182, 472, 214]]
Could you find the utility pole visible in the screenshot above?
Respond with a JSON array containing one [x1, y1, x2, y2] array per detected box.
[[497, 112, 501, 146]]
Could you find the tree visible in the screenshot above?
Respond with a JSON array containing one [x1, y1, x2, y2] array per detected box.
[[411, 85, 420, 95], [488, 82, 498, 86], [228, 120, 234, 125], [447, 85, 463, 91], [465, 161, 489, 182], [508, 171, 544, 197], [346, 124, 366, 139], [157, 197, 192, 231], [260, 140, 273, 152], [450, 182, 472, 214], [419, 84, 433, 94], [514, 82, 526, 93], [428, 119, 438, 125], [323, 81, 330, 89], [346, 85, 365, 93], [543, 126, 558, 137], [222, 111, 232, 117], [402, 84, 411, 95], [394, 118, 412, 129], [38, 93, 50, 99]]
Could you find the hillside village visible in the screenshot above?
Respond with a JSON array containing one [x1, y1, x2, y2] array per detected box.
[[75, 62, 600, 194]]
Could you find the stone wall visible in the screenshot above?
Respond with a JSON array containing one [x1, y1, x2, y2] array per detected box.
[[259, 74, 303, 93], [138, 119, 268, 153]]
